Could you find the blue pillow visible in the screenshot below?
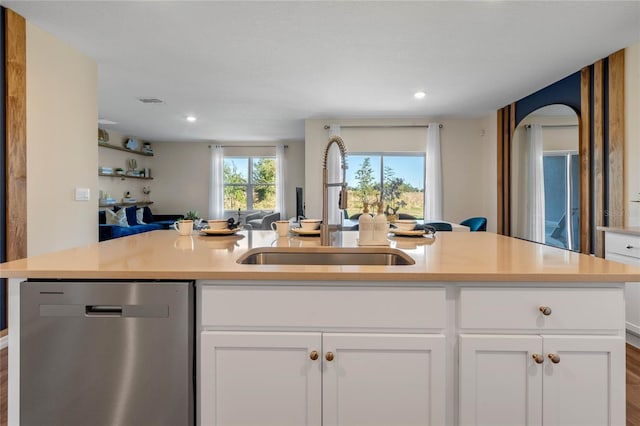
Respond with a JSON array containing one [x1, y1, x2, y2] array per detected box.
[[142, 206, 154, 224], [125, 206, 138, 226]]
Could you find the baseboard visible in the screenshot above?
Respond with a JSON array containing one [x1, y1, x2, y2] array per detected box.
[[627, 331, 640, 349], [0, 334, 7, 350]]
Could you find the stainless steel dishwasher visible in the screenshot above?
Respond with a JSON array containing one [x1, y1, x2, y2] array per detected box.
[[20, 280, 194, 426]]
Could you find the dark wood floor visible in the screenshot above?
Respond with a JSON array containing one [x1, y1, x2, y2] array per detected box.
[[629, 344, 640, 426], [0, 344, 639, 425]]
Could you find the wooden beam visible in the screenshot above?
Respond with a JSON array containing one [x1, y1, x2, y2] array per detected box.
[[580, 66, 591, 255], [4, 9, 26, 261], [497, 105, 514, 236], [608, 49, 625, 229], [497, 109, 504, 234], [593, 60, 605, 258]]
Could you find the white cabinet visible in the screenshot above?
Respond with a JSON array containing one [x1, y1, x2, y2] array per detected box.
[[199, 282, 625, 426], [604, 230, 640, 346], [459, 334, 624, 426], [459, 286, 625, 426], [322, 333, 445, 426], [199, 285, 447, 426], [200, 331, 445, 426], [200, 331, 322, 426]]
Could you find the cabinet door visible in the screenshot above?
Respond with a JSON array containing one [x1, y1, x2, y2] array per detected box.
[[542, 335, 625, 426], [459, 334, 543, 426], [322, 333, 445, 426], [200, 331, 322, 426]]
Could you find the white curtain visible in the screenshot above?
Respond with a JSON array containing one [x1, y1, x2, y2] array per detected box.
[[327, 124, 342, 224], [209, 145, 224, 219], [275, 144, 286, 217], [525, 124, 546, 242], [424, 123, 443, 221]]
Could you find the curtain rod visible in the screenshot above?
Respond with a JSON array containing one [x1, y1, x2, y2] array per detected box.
[[208, 144, 288, 148], [323, 124, 442, 130]]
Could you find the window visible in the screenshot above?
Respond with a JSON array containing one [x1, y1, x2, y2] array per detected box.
[[345, 154, 425, 219], [543, 151, 579, 251], [223, 157, 276, 210]]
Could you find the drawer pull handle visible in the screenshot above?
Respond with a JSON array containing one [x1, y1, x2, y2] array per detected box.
[[325, 352, 334, 362], [539, 306, 552, 316], [532, 353, 544, 364], [627, 245, 634, 249], [310, 351, 319, 361], [547, 353, 561, 364]]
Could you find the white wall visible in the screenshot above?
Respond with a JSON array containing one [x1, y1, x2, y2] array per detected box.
[[304, 117, 497, 232], [151, 141, 305, 219], [26, 22, 98, 256], [626, 42, 640, 226]]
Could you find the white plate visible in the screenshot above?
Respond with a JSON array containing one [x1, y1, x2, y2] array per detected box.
[[291, 227, 320, 236], [200, 227, 242, 236], [389, 229, 426, 237]]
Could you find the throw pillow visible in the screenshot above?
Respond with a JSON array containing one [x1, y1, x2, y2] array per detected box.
[[136, 208, 146, 225], [125, 206, 138, 226], [105, 208, 129, 227], [142, 206, 154, 224]]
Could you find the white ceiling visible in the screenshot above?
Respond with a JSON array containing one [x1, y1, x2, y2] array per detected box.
[[2, 1, 639, 143]]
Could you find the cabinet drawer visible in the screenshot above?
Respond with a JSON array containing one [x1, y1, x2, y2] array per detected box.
[[605, 232, 640, 259], [459, 287, 623, 331], [201, 286, 445, 330]]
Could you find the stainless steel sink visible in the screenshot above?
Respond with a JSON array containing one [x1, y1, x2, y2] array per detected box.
[[237, 247, 415, 265]]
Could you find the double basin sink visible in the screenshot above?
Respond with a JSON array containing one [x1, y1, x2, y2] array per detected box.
[[237, 247, 415, 266]]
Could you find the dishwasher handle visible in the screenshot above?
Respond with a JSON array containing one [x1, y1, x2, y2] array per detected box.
[[85, 305, 123, 317]]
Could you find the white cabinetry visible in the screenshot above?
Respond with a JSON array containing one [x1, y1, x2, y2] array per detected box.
[[200, 331, 322, 426], [199, 285, 446, 426], [459, 334, 624, 426], [458, 287, 624, 426], [199, 282, 625, 426], [604, 230, 640, 347]]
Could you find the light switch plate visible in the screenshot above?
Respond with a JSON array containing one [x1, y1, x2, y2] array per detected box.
[[75, 187, 90, 201]]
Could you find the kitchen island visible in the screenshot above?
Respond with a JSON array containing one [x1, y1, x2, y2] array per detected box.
[[2, 229, 640, 425]]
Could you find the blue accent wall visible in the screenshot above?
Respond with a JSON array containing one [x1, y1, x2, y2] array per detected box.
[[515, 71, 582, 126]]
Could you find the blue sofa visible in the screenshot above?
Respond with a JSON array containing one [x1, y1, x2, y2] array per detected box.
[[99, 206, 181, 241]]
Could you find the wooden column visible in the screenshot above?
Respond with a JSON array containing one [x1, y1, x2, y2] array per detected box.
[[579, 66, 591, 255], [608, 49, 625, 229], [4, 9, 26, 261], [497, 103, 515, 236], [593, 60, 605, 258]]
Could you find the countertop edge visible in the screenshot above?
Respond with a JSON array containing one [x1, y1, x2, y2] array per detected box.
[[2, 270, 639, 283]]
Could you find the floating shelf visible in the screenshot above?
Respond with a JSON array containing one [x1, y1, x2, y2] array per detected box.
[[99, 172, 153, 180], [99, 201, 154, 208], [98, 142, 154, 156]]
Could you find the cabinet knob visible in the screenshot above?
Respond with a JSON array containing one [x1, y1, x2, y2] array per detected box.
[[309, 350, 319, 361], [532, 353, 544, 364], [627, 245, 634, 249], [325, 352, 334, 362], [539, 306, 552, 316], [547, 353, 561, 364]]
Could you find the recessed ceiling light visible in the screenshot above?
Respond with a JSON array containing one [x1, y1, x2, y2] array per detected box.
[[186, 115, 197, 122], [414, 91, 426, 99]]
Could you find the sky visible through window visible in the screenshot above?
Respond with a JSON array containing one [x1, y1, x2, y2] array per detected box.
[[346, 155, 425, 190]]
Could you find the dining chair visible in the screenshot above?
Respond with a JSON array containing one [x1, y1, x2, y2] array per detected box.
[[424, 222, 453, 231], [459, 217, 487, 232]]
